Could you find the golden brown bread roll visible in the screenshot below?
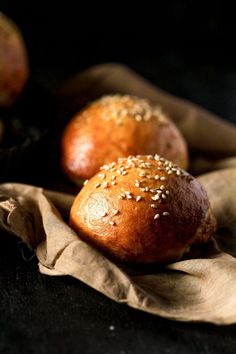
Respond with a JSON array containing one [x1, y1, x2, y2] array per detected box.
[[61, 95, 188, 184], [0, 13, 29, 107], [70, 155, 216, 264]]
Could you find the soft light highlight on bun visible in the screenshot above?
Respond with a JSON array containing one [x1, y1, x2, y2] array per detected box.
[[70, 155, 216, 264], [61, 95, 188, 183]]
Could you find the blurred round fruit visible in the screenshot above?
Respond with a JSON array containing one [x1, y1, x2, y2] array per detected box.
[[0, 12, 29, 107]]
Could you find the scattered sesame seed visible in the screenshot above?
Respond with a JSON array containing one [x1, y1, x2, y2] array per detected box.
[[109, 221, 116, 226], [149, 188, 156, 193], [111, 181, 116, 186], [165, 190, 170, 195], [160, 185, 165, 190], [102, 182, 108, 188], [113, 210, 119, 215], [139, 172, 146, 177], [161, 194, 167, 199], [95, 183, 100, 188], [98, 173, 106, 179], [154, 213, 160, 220], [152, 195, 160, 201], [160, 176, 166, 181], [168, 171, 172, 175], [151, 204, 158, 209], [101, 212, 107, 217], [163, 212, 170, 216], [84, 179, 88, 185], [154, 175, 160, 180], [125, 191, 131, 195], [112, 176, 116, 181], [136, 195, 142, 202]]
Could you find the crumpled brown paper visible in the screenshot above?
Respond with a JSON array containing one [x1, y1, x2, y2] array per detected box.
[[1, 63, 236, 325]]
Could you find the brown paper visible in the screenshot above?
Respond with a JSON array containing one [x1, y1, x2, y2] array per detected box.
[[2, 64, 236, 325]]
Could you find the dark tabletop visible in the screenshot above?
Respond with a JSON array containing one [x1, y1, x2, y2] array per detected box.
[[1, 2, 236, 354]]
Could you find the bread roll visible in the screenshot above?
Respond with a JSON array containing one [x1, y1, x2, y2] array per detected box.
[[70, 155, 216, 264], [0, 13, 29, 107], [61, 95, 188, 183]]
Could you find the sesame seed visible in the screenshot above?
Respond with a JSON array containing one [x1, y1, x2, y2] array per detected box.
[[112, 176, 116, 181], [135, 182, 140, 187], [165, 190, 170, 195], [151, 204, 158, 209], [101, 212, 107, 217], [160, 185, 165, 190], [120, 193, 126, 197], [109, 221, 116, 226], [144, 187, 149, 192], [84, 179, 88, 185], [98, 173, 106, 179], [95, 183, 100, 188], [152, 195, 160, 201], [122, 171, 127, 175], [168, 171, 172, 175], [176, 170, 181, 176], [161, 194, 167, 199], [162, 212, 170, 216], [111, 181, 116, 186], [160, 176, 166, 181], [126, 195, 133, 199], [154, 213, 160, 220], [113, 210, 119, 215], [136, 195, 142, 202], [125, 191, 131, 195], [150, 188, 156, 193], [135, 114, 142, 122], [102, 182, 108, 188], [155, 175, 160, 180]]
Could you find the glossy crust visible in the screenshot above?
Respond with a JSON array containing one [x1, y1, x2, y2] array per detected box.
[[61, 95, 188, 183], [0, 13, 29, 107], [70, 155, 216, 264]]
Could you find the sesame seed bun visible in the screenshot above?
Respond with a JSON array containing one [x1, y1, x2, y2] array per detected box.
[[0, 13, 29, 107], [61, 95, 188, 184], [70, 155, 216, 264]]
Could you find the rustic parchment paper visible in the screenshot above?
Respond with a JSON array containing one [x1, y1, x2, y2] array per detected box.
[[1, 64, 236, 325]]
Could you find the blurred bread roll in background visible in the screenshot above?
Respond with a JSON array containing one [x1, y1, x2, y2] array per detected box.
[[70, 155, 216, 264], [0, 12, 29, 107], [61, 95, 188, 183]]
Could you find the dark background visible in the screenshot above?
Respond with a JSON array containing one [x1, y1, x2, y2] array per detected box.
[[1, 0, 236, 123], [1, 1, 236, 354]]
